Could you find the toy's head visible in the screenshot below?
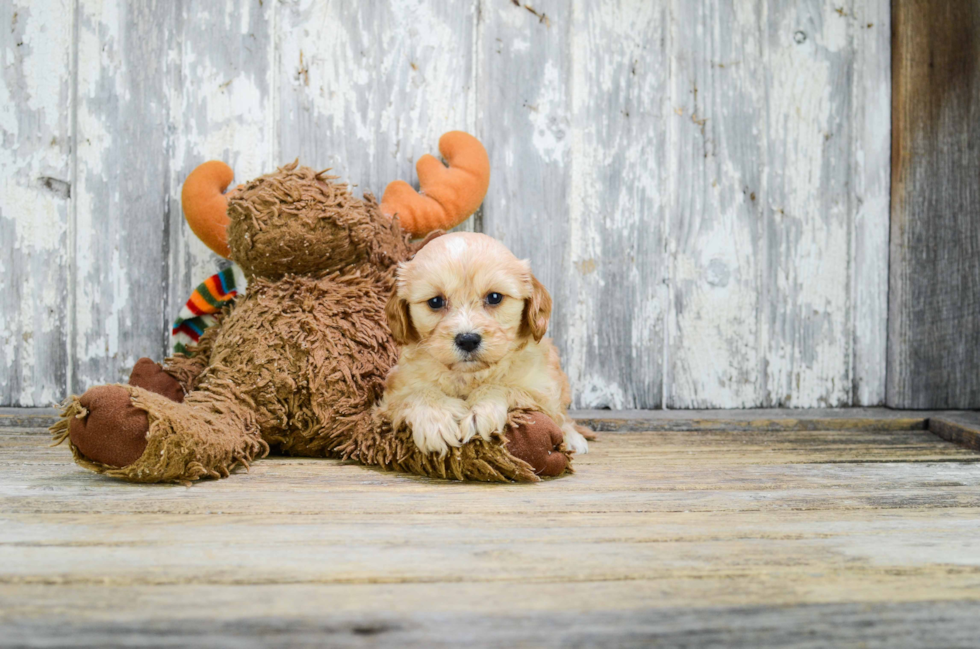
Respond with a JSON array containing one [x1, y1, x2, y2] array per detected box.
[[180, 132, 490, 280], [225, 163, 407, 279]]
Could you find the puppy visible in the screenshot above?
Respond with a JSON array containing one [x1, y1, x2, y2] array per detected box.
[[380, 232, 589, 457]]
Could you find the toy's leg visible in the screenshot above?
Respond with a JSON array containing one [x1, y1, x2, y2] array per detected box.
[[51, 383, 267, 484], [339, 409, 572, 482]]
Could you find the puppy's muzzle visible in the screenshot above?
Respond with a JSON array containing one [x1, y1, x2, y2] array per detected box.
[[454, 332, 482, 353]]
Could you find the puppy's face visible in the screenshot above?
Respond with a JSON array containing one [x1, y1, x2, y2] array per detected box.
[[386, 233, 552, 372]]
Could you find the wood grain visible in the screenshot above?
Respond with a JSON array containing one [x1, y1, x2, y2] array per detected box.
[[276, 0, 478, 214], [3, 429, 979, 515], [574, 408, 931, 432], [72, 0, 177, 391], [666, 0, 768, 408], [0, 405, 952, 431], [0, 1, 73, 407], [2, 593, 980, 648], [929, 412, 980, 452], [2, 421, 979, 646], [561, 0, 669, 408], [2, 0, 893, 409], [888, 0, 980, 408], [166, 1, 277, 333], [667, 0, 891, 408], [850, 0, 891, 406], [477, 0, 573, 392], [762, 0, 855, 408]]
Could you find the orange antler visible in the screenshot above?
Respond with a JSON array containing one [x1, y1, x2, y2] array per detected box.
[[180, 161, 235, 258], [381, 131, 490, 236]]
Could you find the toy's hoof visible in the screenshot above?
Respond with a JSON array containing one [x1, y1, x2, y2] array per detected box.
[[505, 412, 568, 477], [69, 385, 149, 468], [129, 357, 184, 402]]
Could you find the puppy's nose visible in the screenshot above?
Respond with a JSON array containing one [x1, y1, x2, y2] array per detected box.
[[454, 332, 482, 353]]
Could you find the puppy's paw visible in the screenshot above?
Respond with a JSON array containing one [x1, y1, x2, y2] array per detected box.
[[561, 425, 590, 454], [460, 399, 508, 443], [407, 405, 465, 456]]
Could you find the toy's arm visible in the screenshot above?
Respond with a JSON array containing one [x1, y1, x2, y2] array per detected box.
[[381, 131, 490, 237]]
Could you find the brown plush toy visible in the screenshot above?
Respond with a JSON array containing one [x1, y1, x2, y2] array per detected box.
[[51, 132, 573, 484]]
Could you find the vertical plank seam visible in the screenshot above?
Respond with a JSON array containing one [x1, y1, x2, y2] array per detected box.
[[661, 0, 675, 410], [564, 0, 576, 405], [66, 0, 80, 398], [160, 0, 180, 361], [882, 0, 893, 407], [885, 0, 900, 406], [885, 0, 902, 406], [758, 0, 772, 407], [846, 0, 857, 405], [470, 0, 484, 234], [272, 0, 281, 167]]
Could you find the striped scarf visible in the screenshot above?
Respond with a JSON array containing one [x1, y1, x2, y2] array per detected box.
[[171, 265, 245, 354]]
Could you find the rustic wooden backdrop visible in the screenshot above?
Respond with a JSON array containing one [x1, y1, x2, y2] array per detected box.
[[0, 0, 891, 409], [889, 1, 980, 409]]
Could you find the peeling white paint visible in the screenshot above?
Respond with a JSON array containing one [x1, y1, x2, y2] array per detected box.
[[762, 2, 855, 407], [849, 0, 890, 407], [528, 61, 569, 165], [0, 0, 72, 406], [578, 376, 627, 411], [667, 0, 767, 409], [169, 0, 278, 321], [278, 0, 474, 191], [2, 0, 892, 408], [16, 2, 70, 117]]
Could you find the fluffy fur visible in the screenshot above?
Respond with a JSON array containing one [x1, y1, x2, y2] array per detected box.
[[381, 232, 589, 456], [51, 165, 568, 484]]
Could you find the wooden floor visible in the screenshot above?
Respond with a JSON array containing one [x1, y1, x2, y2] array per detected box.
[[3, 411, 980, 647]]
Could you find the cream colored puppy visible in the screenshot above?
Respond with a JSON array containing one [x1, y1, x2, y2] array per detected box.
[[381, 232, 589, 457]]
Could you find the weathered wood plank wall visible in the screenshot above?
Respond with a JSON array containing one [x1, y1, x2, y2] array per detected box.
[[0, 0, 891, 409], [74, 0, 176, 397], [0, 0, 73, 407], [888, 1, 980, 409]]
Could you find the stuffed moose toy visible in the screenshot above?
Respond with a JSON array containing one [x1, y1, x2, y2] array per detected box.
[[52, 132, 573, 484]]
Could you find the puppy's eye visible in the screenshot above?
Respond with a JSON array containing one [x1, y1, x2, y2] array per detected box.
[[486, 292, 503, 305], [427, 296, 446, 310]]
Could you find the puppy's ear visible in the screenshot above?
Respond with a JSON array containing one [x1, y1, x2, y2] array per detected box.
[[520, 274, 552, 342], [385, 287, 418, 345]]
